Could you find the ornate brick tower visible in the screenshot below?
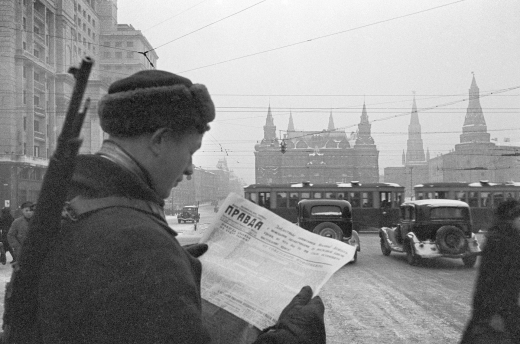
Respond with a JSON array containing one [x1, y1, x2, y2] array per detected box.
[[459, 74, 490, 144], [405, 95, 426, 163]]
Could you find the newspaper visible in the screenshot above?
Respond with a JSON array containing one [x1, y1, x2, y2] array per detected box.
[[198, 192, 356, 340]]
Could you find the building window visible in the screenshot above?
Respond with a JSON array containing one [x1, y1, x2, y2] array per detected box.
[[83, 10, 86, 18], [115, 52, 122, 59], [23, 65, 27, 78], [34, 26, 40, 36], [103, 41, 110, 47], [115, 41, 122, 47], [23, 41, 26, 50], [34, 145, 40, 157], [103, 51, 110, 58], [83, 23, 86, 31], [23, 17, 26, 30], [92, 19, 95, 27], [34, 120, 40, 132], [33, 48, 39, 58], [34, 71, 40, 82], [23, 90, 27, 104], [87, 28, 90, 36], [87, 14, 91, 23], [23, 117, 26, 130], [34, 95, 40, 107], [126, 41, 133, 47], [126, 51, 134, 58]]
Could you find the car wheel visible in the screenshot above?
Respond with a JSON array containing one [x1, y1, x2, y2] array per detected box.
[[312, 222, 343, 240], [380, 237, 391, 256], [406, 241, 421, 266], [436, 226, 468, 254], [462, 255, 477, 268]]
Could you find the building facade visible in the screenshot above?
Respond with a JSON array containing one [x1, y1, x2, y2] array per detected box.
[[0, 0, 156, 209], [255, 104, 379, 184]]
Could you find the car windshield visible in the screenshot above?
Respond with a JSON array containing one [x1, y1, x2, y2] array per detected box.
[[429, 207, 468, 219], [311, 205, 342, 216]]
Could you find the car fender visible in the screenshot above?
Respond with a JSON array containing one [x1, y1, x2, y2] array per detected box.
[[346, 230, 361, 251]]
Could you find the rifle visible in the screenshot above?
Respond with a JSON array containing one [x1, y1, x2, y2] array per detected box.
[[3, 57, 93, 343]]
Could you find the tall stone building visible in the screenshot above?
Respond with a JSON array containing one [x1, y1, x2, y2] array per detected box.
[[384, 95, 429, 198], [0, 0, 156, 209], [385, 75, 520, 197], [254, 103, 379, 184]]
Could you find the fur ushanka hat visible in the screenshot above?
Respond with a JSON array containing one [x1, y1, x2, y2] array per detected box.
[[98, 70, 215, 137]]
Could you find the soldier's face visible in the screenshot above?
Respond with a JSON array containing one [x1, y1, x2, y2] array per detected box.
[[153, 130, 203, 199]]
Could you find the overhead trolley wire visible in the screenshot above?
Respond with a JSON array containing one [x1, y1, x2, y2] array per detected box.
[[179, 0, 467, 73]]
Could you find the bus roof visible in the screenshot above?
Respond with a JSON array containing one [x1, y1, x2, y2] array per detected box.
[[244, 182, 404, 189], [415, 181, 520, 189], [403, 199, 470, 207]]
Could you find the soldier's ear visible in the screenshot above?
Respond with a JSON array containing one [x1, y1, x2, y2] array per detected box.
[[149, 128, 171, 156]]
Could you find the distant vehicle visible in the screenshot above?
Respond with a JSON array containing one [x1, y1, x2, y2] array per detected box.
[[379, 199, 481, 267], [178, 205, 200, 224], [244, 181, 404, 232], [414, 180, 520, 232], [297, 199, 360, 263]]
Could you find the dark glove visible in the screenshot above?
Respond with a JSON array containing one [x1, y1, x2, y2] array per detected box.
[[256, 286, 326, 344], [184, 243, 208, 258]]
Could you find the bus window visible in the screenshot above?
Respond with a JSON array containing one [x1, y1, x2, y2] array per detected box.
[[394, 193, 403, 207], [362, 192, 373, 208], [436, 191, 448, 199], [380, 192, 391, 208], [289, 192, 299, 207], [301, 192, 311, 200], [416, 192, 424, 200], [276, 192, 288, 208], [506, 192, 516, 200], [248, 193, 258, 204], [481, 192, 492, 207], [468, 191, 479, 207], [493, 192, 504, 206], [337, 192, 346, 200], [258, 192, 271, 209], [350, 192, 361, 208], [313, 192, 322, 199], [324, 192, 335, 199], [456, 191, 466, 202]]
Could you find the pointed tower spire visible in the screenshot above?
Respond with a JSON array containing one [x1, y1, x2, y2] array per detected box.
[[327, 111, 335, 131], [460, 73, 490, 143], [402, 150, 406, 165], [262, 104, 277, 143], [355, 101, 375, 145], [426, 148, 430, 161], [287, 111, 295, 131], [405, 93, 426, 163]]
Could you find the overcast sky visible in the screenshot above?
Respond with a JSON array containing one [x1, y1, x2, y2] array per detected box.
[[116, 0, 520, 184]]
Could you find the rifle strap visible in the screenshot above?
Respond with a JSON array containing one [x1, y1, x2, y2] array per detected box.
[[64, 196, 173, 234]]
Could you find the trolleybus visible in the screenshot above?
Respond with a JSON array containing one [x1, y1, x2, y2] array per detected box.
[[414, 181, 520, 232], [244, 181, 404, 232]]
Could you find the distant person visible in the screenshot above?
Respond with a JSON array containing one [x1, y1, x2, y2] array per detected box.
[[460, 199, 520, 343], [7, 202, 34, 262], [0, 207, 15, 264]]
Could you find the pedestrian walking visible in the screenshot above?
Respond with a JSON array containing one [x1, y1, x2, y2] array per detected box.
[[7, 202, 34, 263], [461, 199, 520, 343], [0, 207, 15, 264], [33, 70, 325, 343]]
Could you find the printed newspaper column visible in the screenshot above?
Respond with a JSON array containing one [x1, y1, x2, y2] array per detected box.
[[198, 192, 356, 342]]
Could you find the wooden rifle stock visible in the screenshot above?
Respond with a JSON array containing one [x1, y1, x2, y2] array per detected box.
[[3, 57, 93, 343]]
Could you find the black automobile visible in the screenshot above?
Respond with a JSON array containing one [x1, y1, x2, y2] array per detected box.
[[177, 205, 200, 224], [296, 199, 360, 263], [379, 199, 481, 267]]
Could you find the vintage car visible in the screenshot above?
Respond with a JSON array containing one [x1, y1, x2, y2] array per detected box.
[[177, 205, 200, 224], [297, 199, 360, 263], [379, 199, 481, 267]]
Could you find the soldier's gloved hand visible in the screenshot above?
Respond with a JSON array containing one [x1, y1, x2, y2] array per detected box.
[[258, 286, 326, 344], [184, 243, 208, 258]]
